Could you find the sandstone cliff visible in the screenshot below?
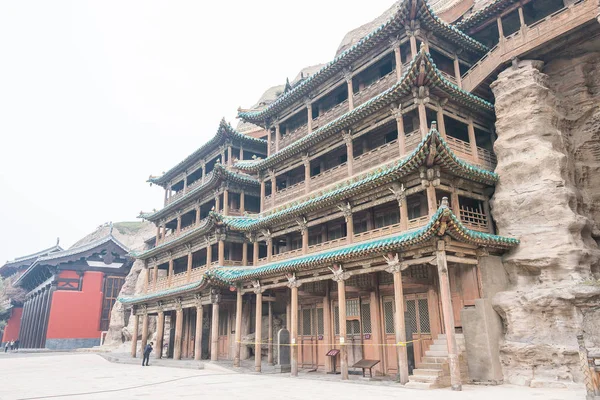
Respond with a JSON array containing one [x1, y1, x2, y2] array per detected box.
[[491, 55, 600, 387]]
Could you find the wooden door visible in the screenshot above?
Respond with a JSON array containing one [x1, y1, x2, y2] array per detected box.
[[449, 264, 479, 327], [299, 305, 324, 369], [218, 309, 229, 359], [404, 293, 433, 368]]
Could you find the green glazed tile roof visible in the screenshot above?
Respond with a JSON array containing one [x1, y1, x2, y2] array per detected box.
[[235, 47, 493, 173], [208, 204, 519, 283], [149, 119, 266, 187], [455, 0, 517, 31], [238, 0, 488, 125], [219, 127, 497, 232], [120, 204, 519, 305], [140, 163, 258, 223]]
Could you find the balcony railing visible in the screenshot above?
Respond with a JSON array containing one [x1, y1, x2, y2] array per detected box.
[[354, 70, 397, 107], [148, 267, 208, 293], [445, 135, 497, 171], [404, 129, 422, 153], [310, 162, 348, 189], [312, 99, 349, 130], [280, 123, 309, 149], [271, 248, 303, 262], [440, 70, 457, 84], [353, 222, 403, 242], [308, 237, 348, 254], [407, 215, 430, 230], [166, 171, 214, 205], [353, 139, 399, 174], [265, 180, 307, 211]]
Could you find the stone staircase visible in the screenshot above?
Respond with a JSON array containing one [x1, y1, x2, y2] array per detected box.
[[405, 333, 466, 389]]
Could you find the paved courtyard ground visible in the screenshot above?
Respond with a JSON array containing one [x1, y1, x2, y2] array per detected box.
[[0, 352, 584, 400]]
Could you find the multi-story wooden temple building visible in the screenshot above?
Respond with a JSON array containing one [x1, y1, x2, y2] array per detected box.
[[1, 234, 132, 350], [121, 0, 598, 390]]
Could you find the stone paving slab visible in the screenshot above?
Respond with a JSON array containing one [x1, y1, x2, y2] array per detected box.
[[0, 352, 585, 400]]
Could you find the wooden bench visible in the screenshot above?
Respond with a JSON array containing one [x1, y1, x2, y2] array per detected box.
[[352, 359, 380, 378]]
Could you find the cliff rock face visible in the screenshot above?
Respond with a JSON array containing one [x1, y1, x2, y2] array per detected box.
[[490, 57, 600, 387]]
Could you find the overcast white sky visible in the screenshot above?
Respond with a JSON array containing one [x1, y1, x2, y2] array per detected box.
[[0, 0, 393, 263]]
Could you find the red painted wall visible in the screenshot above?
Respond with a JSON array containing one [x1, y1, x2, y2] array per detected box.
[[46, 271, 104, 340], [2, 307, 23, 343]]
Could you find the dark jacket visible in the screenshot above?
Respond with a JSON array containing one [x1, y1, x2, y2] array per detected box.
[[144, 344, 153, 355]]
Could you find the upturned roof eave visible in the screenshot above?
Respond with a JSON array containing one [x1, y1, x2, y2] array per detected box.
[[148, 119, 267, 187], [234, 48, 493, 174], [140, 165, 259, 223], [220, 128, 498, 233], [237, 0, 488, 125]]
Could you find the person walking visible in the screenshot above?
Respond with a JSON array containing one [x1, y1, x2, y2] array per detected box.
[[142, 342, 153, 366], [4, 342, 8, 353], [9, 341, 14, 351], [14, 339, 19, 351]]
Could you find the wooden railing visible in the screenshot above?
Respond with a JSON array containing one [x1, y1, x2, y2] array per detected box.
[[405, 129, 422, 152], [271, 248, 303, 262], [354, 70, 397, 107], [475, 147, 497, 171], [281, 123, 309, 149], [264, 181, 307, 211], [310, 162, 348, 188], [160, 219, 204, 245], [312, 99, 349, 130], [166, 171, 214, 205], [308, 237, 348, 254], [440, 70, 457, 84], [353, 222, 403, 241], [353, 139, 400, 174], [407, 215, 430, 230], [445, 135, 497, 171], [446, 135, 473, 157], [459, 205, 489, 232], [461, 0, 595, 92], [148, 267, 208, 293]]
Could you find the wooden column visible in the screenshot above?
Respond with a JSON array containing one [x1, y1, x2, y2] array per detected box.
[[437, 106, 447, 139], [483, 199, 494, 234], [186, 250, 193, 282], [260, 179, 266, 212], [301, 227, 308, 254], [343, 131, 353, 176], [266, 236, 273, 262], [453, 55, 462, 89], [418, 101, 428, 138], [323, 283, 332, 372], [206, 240, 213, 267], [211, 301, 220, 361], [392, 41, 402, 80], [344, 69, 354, 110], [143, 267, 149, 293], [255, 290, 263, 372], [183, 173, 188, 192], [141, 312, 149, 355], [497, 17, 505, 42], [156, 310, 165, 359], [227, 146, 233, 166], [234, 290, 243, 367], [267, 128, 272, 156], [409, 34, 418, 58], [334, 267, 349, 380], [467, 119, 478, 162], [427, 185, 437, 216], [399, 192, 408, 231], [275, 124, 281, 153], [451, 189, 461, 216], [306, 100, 313, 133], [195, 203, 201, 224], [385, 254, 409, 384], [392, 106, 405, 156], [518, 6, 526, 28], [242, 242, 248, 266], [436, 240, 462, 391], [215, 193, 221, 214], [269, 170, 276, 209], [174, 304, 184, 360], [303, 156, 311, 194], [163, 188, 168, 206], [240, 191, 245, 213], [155, 224, 161, 244], [152, 264, 158, 290], [201, 163, 206, 183], [267, 301, 273, 365], [342, 205, 354, 244], [194, 303, 203, 361], [218, 239, 225, 266], [289, 279, 300, 376], [253, 240, 259, 266], [131, 313, 139, 358], [167, 257, 174, 286], [223, 189, 229, 216]]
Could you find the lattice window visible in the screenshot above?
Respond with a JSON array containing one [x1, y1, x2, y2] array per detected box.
[[347, 274, 371, 289], [361, 302, 372, 334], [100, 276, 125, 331], [409, 265, 429, 279], [303, 281, 326, 293], [218, 310, 228, 336], [317, 308, 324, 335], [383, 301, 395, 334], [378, 271, 394, 285], [346, 299, 360, 317], [334, 306, 339, 335], [418, 299, 431, 334], [302, 308, 312, 336], [405, 299, 417, 336]]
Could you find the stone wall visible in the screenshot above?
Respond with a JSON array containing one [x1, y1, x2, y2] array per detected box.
[[490, 54, 600, 387]]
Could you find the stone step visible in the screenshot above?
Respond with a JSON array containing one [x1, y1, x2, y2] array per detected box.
[[405, 381, 439, 390], [433, 339, 449, 346], [417, 362, 446, 370], [428, 344, 448, 352], [425, 350, 449, 357], [413, 368, 444, 377], [409, 374, 439, 383], [420, 356, 448, 364]]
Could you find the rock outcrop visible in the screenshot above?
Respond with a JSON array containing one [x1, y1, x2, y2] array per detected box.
[[491, 57, 600, 387]]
